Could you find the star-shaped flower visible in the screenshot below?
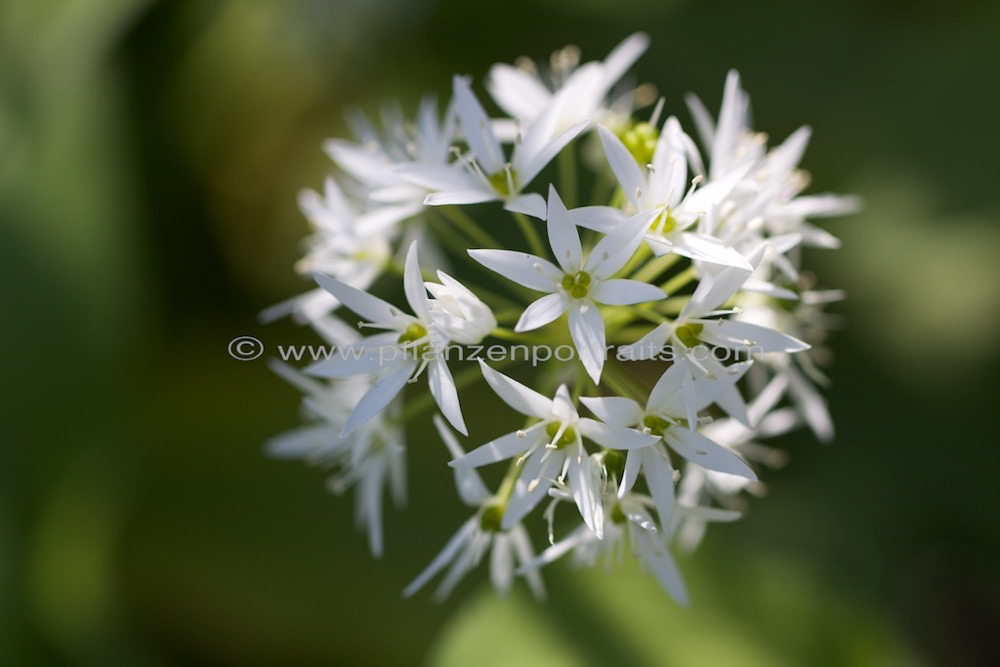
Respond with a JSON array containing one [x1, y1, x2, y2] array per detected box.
[[469, 186, 664, 382], [450, 361, 659, 537]]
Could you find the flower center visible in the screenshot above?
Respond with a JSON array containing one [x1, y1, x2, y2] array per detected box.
[[397, 322, 428, 344], [642, 414, 672, 436], [674, 322, 703, 348], [488, 168, 518, 197], [650, 209, 678, 235], [545, 421, 577, 448], [479, 504, 504, 532], [619, 121, 659, 167], [601, 449, 626, 479], [610, 502, 628, 525], [560, 271, 592, 299]]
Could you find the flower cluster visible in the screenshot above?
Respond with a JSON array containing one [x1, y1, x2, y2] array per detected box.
[[266, 34, 857, 604]]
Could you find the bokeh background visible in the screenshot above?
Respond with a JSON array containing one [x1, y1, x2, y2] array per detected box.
[[3, 0, 1000, 665]]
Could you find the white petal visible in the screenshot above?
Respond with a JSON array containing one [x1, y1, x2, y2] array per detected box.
[[402, 518, 477, 597], [545, 186, 583, 272], [642, 445, 676, 531], [663, 427, 757, 479], [489, 535, 514, 594], [569, 205, 626, 233], [591, 279, 665, 306], [478, 359, 553, 419], [428, 358, 467, 435], [647, 361, 686, 414], [313, 273, 413, 329], [342, 363, 414, 435], [568, 300, 607, 383], [578, 418, 658, 450], [504, 192, 546, 220], [468, 249, 561, 292], [516, 120, 591, 187], [501, 448, 561, 529], [597, 124, 645, 210], [699, 319, 810, 353], [672, 232, 752, 270], [619, 449, 642, 497], [452, 75, 504, 174], [585, 210, 658, 279], [508, 526, 546, 600], [304, 332, 400, 379], [424, 189, 498, 207], [450, 422, 546, 468], [515, 293, 569, 332], [486, 64, 551, 120], [636, 533, 689, 605], [602, 33, 649, 85], [433, 415, 489, 505], [620, 322, 670, 361], [579, 396, 643, 427], [568, 449, 603, 539], [403, 242, 431, 321]]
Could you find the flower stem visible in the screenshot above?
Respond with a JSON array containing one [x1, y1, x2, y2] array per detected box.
[[513, 212, 548, 258], [439, 205, 502, 249], [662, 266, 697, 296], [631, 252, 680, 284]]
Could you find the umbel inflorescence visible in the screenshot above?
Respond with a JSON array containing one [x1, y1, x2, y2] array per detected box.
[[265, 34, 857, 604]]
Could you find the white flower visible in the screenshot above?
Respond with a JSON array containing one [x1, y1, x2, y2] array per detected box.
[[626, 250, 810, 373], [450, 361, 658, 537], [577, 121, 752, 270], [399, 76, 590, 219], [403, 416, 545, 601], [425, 270, 497, 345], [522, 491, 691, 605], [486, 33, 649, 135], [581, 360, 757, 530], [325, 96, 457, 207], [266, 361, 405, 558], [470, 186, 664, 382], [259, 177, 406, 324], [306, 241, 478, 435]]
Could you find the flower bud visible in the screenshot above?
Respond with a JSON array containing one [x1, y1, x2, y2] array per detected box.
[[426, 271, 496, 345]]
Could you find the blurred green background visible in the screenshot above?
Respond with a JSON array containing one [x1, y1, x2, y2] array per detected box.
[[3, 0, 999, 665]]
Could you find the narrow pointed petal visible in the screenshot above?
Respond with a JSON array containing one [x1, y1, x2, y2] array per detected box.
[[501, 449, 561, 529], [424, 189, 498, 207], [486, 64, 551, 120], [313, 273, 413, 328], [452, 75, 504, 174], [602, 32, 649, 84], [619, 448, 642, 497], [568, 449, 604, 539], [598, 125, 645, 209], [699, 320, 810, 353], [620, 322, 670, 361], [402, 518, 477, 597], [342, 363, 414, 435], [450, 422, 546, 468], [579, 396, 643, 427], [672, 232, 752, 271], [516, 294, 568, 333], [637, 534, 689, 605], [403, 242, 431, 320], [642, 445, 676, 532], [545, 186, 583, 272], [647, 361, 686, 414], [304, 332, 399, 379], [569, 205, 626, 232], [490, 535, 514, 594], [568, 301, 607, 383], [578, 418, 659, 450], [504, 192, 546, 220], [428, 358, 467, 435], [468, 249, 561, 292], [478, 359, 553, 419], [663, 427, 757, 479], [517, 119, 591, 186], [433, 415, 489, 505], [592, 279, 665, 306], [585, 210, 658, 279]]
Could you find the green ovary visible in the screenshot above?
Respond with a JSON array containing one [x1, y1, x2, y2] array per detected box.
[[545, 421, 577, 448], [674, 322, 703, 348], [561, 271, 592, 299], [397, 322, 427, 344], [651, 209, 678, 235], [488, 169, 517, 197], [479, 504, 504, 532], [643, 414, 672, 437]]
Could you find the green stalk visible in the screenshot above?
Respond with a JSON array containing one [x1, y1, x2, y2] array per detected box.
[[440, 205, 502, 249], [631, 252, 680, 284], [513, 211, 548, 258], [661, 266, 698, 296]]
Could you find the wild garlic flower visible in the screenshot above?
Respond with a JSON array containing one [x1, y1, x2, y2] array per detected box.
[[263, 35, 856, 605]]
